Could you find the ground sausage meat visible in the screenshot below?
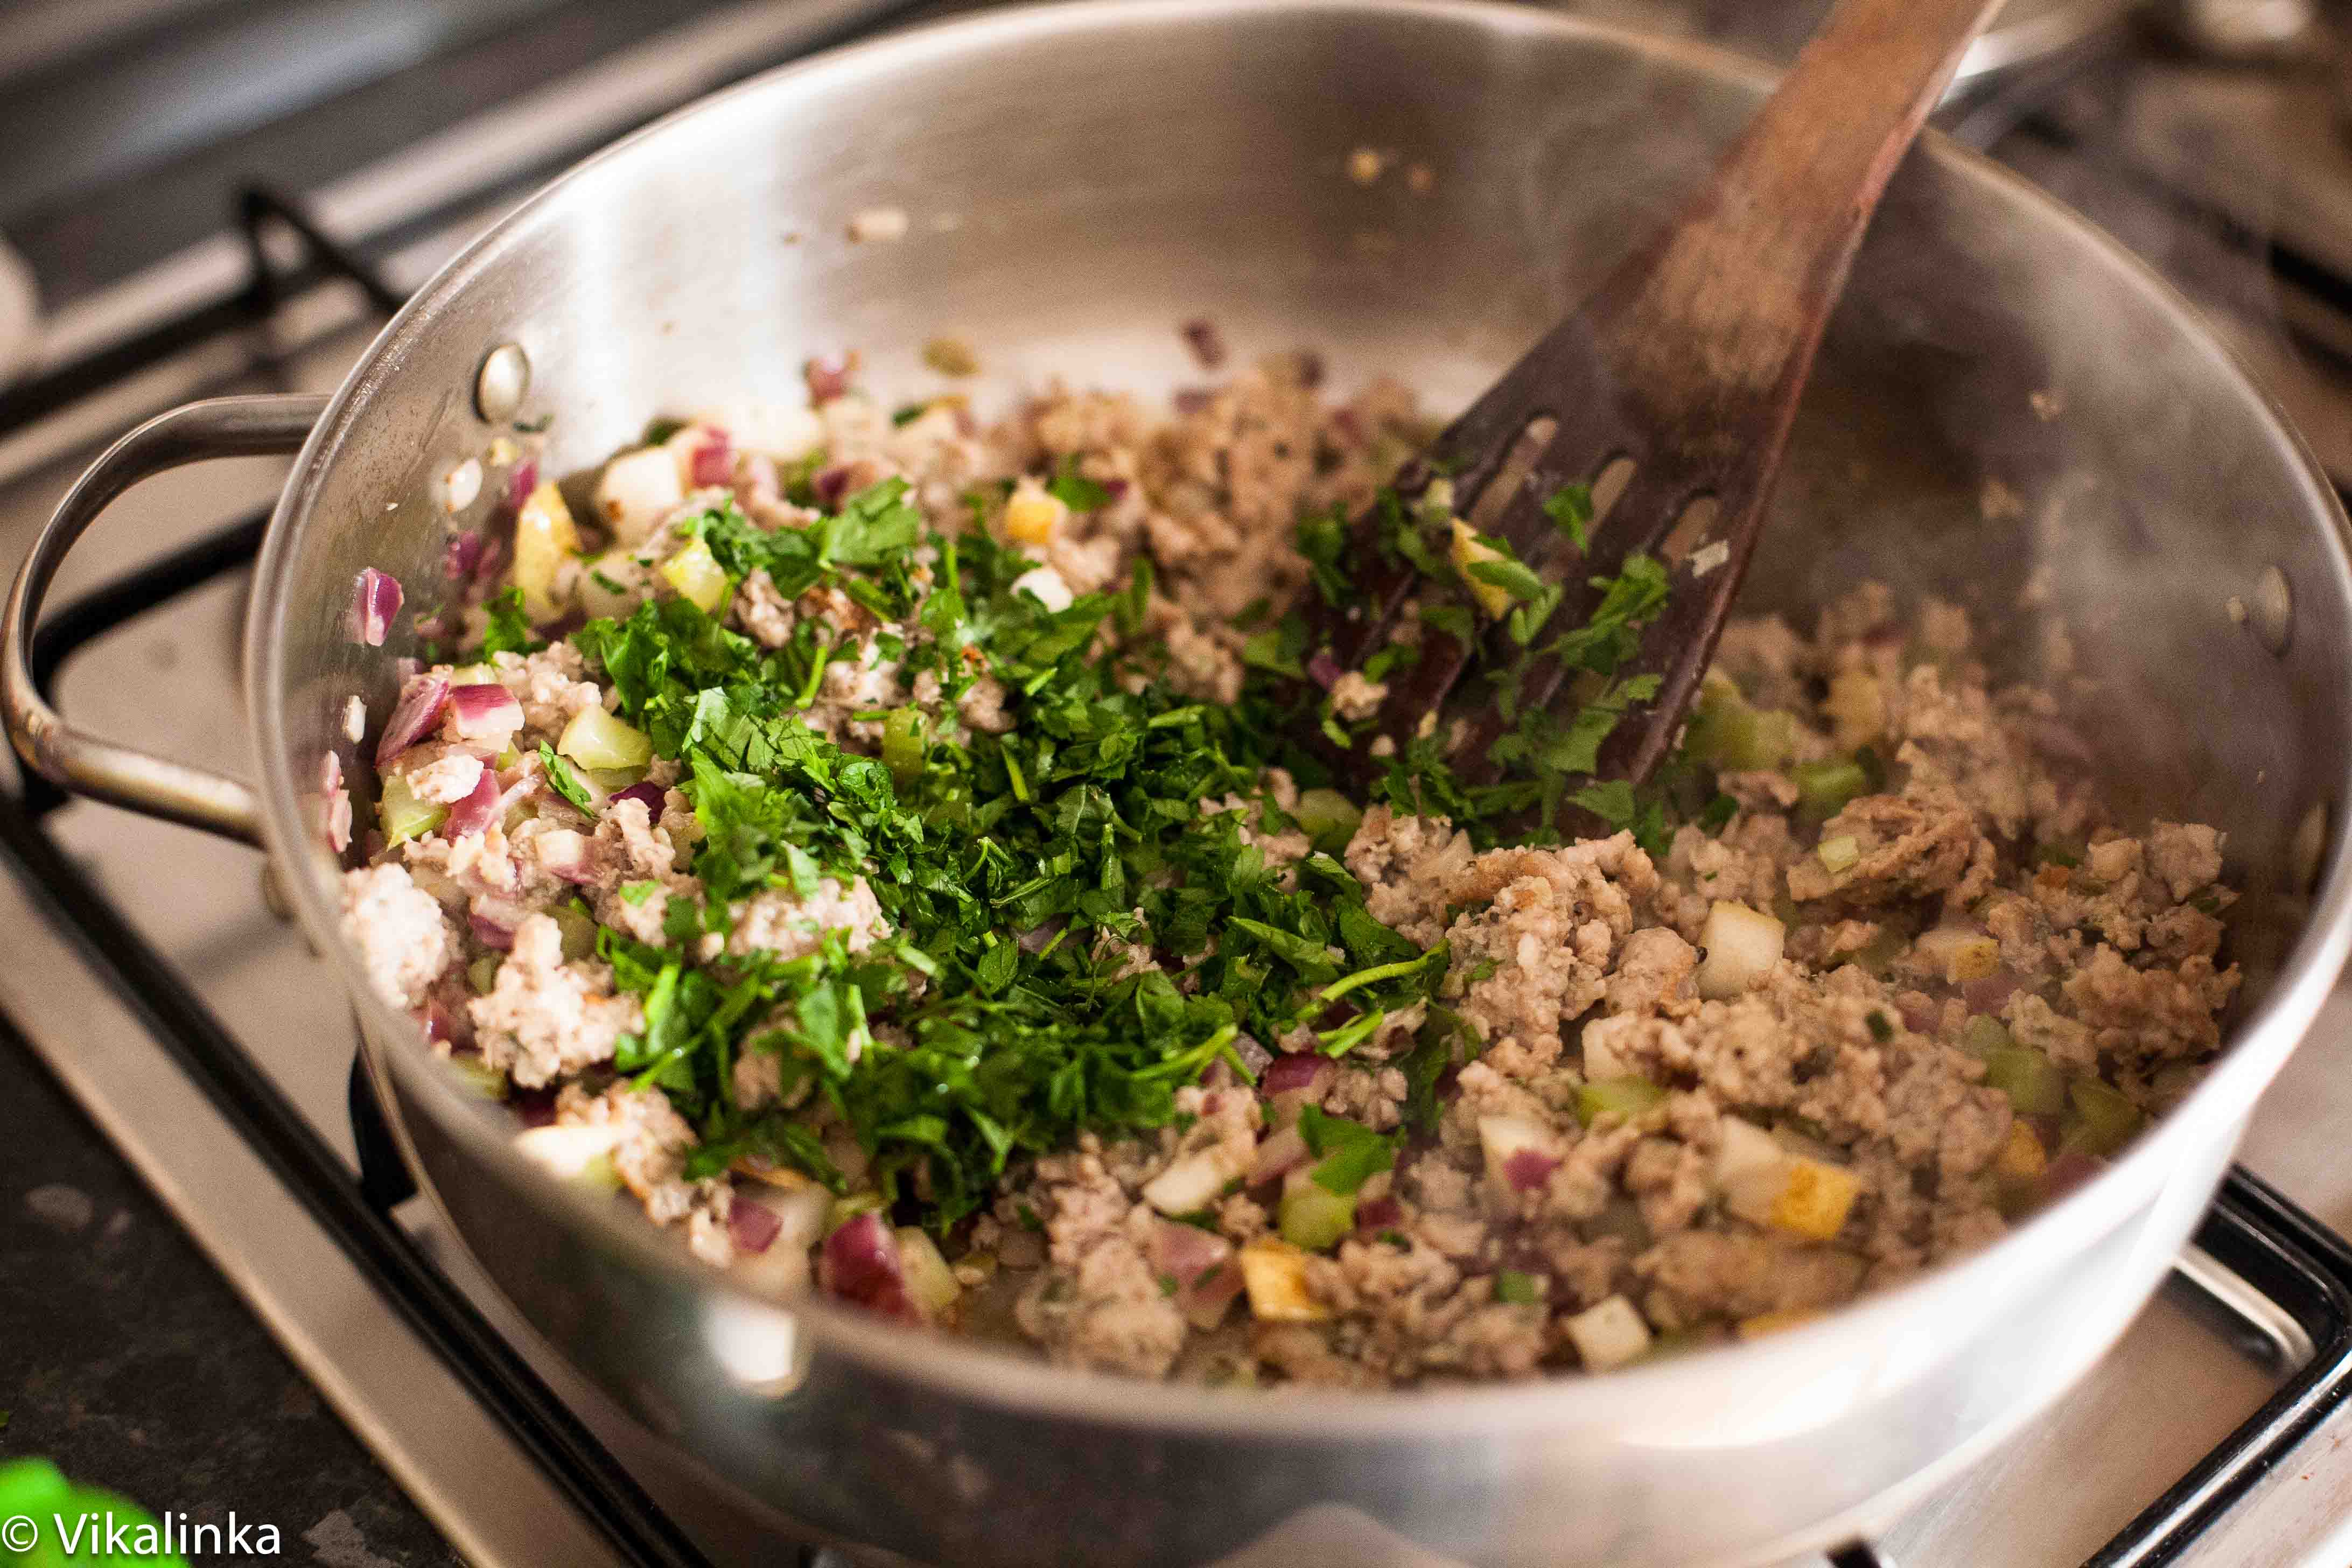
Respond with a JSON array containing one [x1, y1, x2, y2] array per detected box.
[[342, 355, 2242, 1390]]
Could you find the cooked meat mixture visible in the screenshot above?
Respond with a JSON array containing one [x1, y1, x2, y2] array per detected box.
[[336, 347, 2237, 1386]]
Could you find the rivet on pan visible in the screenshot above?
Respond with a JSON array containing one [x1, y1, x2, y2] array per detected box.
[[475, 343, 531, 424], [2291, 799, 2330, 898], [2253, 565, 2293, 656]]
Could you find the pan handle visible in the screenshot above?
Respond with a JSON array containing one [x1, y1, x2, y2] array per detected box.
[[2, 393, 328, 845]]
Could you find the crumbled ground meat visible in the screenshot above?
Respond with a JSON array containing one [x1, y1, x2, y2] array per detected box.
[[341, 863, 456, 1009], [351, 364, 2241, 1392]]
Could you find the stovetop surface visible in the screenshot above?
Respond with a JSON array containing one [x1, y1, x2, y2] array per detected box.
[[8, 3, 2352, 1565]]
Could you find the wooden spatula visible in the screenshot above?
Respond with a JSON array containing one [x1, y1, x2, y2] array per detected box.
[[1308, 0, 2004, 807]]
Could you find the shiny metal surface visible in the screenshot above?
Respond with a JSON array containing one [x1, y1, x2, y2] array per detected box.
[[13, 2, 2352, 1564], [1, 394, 323, 842]]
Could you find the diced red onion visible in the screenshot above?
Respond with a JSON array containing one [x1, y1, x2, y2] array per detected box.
[[320, 752, 352, 853], [375, 674, 450, 767], [446, 768, 504, 840], [610, 781, 666, 817], [689, 429, 735, 487], [1148, 1217, 1239, 1330], [803, 351, 858, 406], [1179, 318, 1228, 370], [535, 831, 596, 884], [447, 682, 523, 741], [1173, 387, 1213, 416], [1329, 407, 1364, 446], [443, 531, 485, 582], [412, 1003, 450, 1045], [1261, 1054, 1331, 1096], [1503, 1147, 1560, 1192], [1102, 476, 1130, 502], [1963, 969, 2025, 1016], [1896, 996, 1938, 1035], [1306, 650, 1343, 691], [468, 895, 526, 948], [730, 1193, 785, 1255], [2042, 1149, 2104, 1202], [1861, 622, 1905, 649], [349, 568, 402, 647], [1354, 1196, 1403, 1235], [471, 536, 509, 588], [512, 1087, 558, 1128], [820, 1213, 920, 1323], [1247, 1124, 1312, 1187], [505, 457, 539, 512], [812, 464, 852, 510]]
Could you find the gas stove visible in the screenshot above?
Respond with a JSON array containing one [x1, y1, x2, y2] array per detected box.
[[7, 3, 2352, 1565]]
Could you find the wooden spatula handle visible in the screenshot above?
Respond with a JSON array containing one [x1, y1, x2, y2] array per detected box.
[[1621, 0, 2006, 422]]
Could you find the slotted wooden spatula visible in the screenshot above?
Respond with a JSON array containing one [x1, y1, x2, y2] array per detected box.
[[1309, 0, 2004, 803]]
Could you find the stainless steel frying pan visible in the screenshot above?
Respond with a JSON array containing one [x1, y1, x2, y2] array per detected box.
[[9, 4, 2352, 1564]]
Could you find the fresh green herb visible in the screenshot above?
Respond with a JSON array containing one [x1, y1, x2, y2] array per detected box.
[[538, 745, 595, 812], [475, 586, 540, 659], [1866, 1009, 1894, 1043], [1494, 1269, 1544, 1305], [1298, 1104, 1397, 1195], [1544, 484, 1594, 550], [642, 416, 687, 445], [1047, 455, 1112, 513]]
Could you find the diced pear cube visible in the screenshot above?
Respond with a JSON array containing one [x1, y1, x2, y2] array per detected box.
[[513, 480, 581, 621], [595, 445, 687, 547], [1768, 1157, 1860, 1241], [1003, 478, 1067, 546], [1237, 1238, 1329, 1322], [660, 536, 731, 613], [1695, 901, 1784, 999], [1994, 1119, 2047, 1185], [1565, 1294, 1654, 1371], [1448, 519, 1515, 617]]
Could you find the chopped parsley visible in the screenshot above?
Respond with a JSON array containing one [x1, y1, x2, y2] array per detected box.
[[480, 459, 1743, 1238], [1544, 483, 1594, 550], [538, 745, 595, 811]]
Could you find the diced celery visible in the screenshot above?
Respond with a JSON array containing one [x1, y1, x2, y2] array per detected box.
[[660, 536, 731, 612], [1576, 1076, 1670, 1128], [550, 904, 598, 963], [1683, 676, 1793, 771], [2064, 1078, 2146, 1158], [1794, 758, 1870, 817], [558, 705, 653, 771], [446, 1054, 506, 1100], [1816, 834, 1860, 874], [379, 773, 448, 846], [1293, 788, 1363, 855], [468, 955, 501, 994], [1959, 1014, 2013, 1056], [882, 708, 927, 790], [584, 766, 644, 794], [1839, 926, 1907, 978], [1982, 1044, 2067, 1117], [1494, 1270, 1545, 1305], [1278, 1172, 1357, 1252]]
